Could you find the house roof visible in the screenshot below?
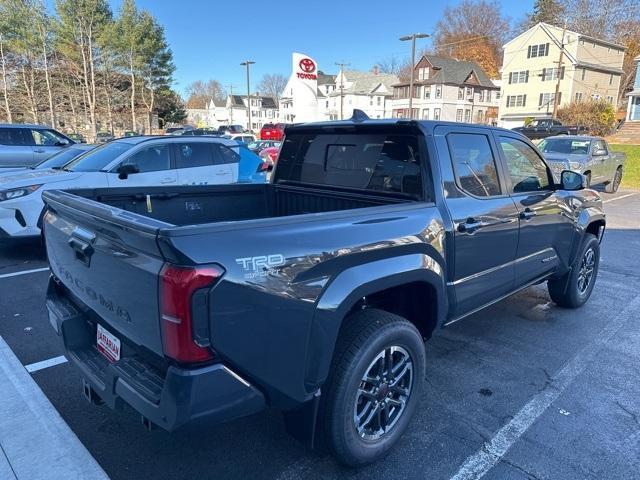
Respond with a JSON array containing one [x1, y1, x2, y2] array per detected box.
[[504, 22, 625, 51], [317, 71, 336, 85], [330, 70, 399, 96], [230, 95, 278, 108], [394, 55, 498, 89], [576, 61, 624, 75]]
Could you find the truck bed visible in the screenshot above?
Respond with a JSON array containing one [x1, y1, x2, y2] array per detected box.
[[60, 183, 411, 227]]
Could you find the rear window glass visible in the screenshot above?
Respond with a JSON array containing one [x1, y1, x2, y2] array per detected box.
[[0, 128, 25, 146], [274, 133, 424, 198]]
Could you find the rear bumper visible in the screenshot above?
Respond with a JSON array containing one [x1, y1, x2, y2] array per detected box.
[[46, 276, 266, 431]]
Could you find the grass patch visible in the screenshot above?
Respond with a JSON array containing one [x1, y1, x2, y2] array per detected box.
[[610, 144, 640, 189]]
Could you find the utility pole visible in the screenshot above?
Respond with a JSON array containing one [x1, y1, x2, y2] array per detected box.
[[240, 60, 255, 132], [552, 22, 567, 119], [400, 33, 429, 119], [225, 84, 234, 125], [335, 61, 350, 120]]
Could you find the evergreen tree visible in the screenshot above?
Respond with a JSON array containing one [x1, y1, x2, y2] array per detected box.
[[529, 0, 565, 27]]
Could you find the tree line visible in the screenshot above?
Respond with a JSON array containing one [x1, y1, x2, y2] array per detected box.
[[0, 0, 185, 141]]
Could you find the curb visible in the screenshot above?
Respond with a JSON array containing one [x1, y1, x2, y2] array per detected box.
[[0, 336, 109, 480]]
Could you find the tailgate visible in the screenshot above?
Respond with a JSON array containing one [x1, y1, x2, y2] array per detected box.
[[43, 190, 171, 356]]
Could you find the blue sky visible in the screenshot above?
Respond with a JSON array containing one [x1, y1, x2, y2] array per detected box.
[[72, 0, 535, 96]]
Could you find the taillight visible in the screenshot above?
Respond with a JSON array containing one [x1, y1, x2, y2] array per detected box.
[[159, 264, 223, 363]]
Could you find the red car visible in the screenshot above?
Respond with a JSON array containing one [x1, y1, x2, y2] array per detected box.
[[259, 146, 280, 164], [259, 123, 285, 141]]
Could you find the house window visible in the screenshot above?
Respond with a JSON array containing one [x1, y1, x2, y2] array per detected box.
[[414, 86, 421, 98], [456, 109, 463, 122], [424, 87, 431, 99], [609, 74, 614, 85], [527, 43, 550, 58], [487, 90, 492, 102], [477, 110, 484, 123], [377, 96, 382, 106], [466, 87, 473, 97], [496, 91, 501, 100], [458, 87, 464, 100], [422, 108, 429, 119], [326, 100, 329, 108], [575, 92, 583, 102], [464, 109, 471, 123], [417, 67, 429, 80], [435, 86, 442, 99], [580, 39, 584, 46], [509, 71, 529, 84], [607, 95, 614, 104], [478, 89, 485, 102], [542, 67, 564, 81], [434, 108, 441, 120], [506, 95, 527, 107], [539, 92, 561, 107]]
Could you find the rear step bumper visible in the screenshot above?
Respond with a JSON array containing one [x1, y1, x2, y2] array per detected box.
[[46, 276, 266, 431]]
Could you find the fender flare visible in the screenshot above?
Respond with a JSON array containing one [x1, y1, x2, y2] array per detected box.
[[303, 253, 446, 392]]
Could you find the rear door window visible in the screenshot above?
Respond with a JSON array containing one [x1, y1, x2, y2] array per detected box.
[[274, 132, 424, 198], [212, 144, 240, 164], [0, 127, 27, 145], [447, 133, 501, 197], [175, 142, 214, 169], [121, 144, 171, 173]]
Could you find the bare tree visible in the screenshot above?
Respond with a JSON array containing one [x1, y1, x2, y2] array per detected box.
[[256, 73, 287, 103], [185, 79, 225, 108]]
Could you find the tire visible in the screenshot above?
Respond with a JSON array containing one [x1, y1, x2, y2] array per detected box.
[[321, 308, 426, 467], [604, 166, 623, 193], [548, 233, 600, 308]]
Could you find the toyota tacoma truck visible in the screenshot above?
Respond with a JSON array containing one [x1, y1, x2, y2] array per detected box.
[[43, 116, 605, 466]]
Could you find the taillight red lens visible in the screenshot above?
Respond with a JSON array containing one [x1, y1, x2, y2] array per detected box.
[[160, 264, 223, 363]]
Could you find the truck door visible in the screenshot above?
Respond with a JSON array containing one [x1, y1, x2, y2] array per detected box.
[[591, 139, 610, 182], [495, 133, 574, 285], [437, 127, 520, 318]]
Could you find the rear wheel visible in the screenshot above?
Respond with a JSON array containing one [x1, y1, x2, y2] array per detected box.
[[321, 309, 426, 466], [604, 166, 623, 193], [548, 233, 599, 308]]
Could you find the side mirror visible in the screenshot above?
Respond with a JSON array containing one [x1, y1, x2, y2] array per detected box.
[[593, 148, 607, 156], [117, 163, 139, 180], [56, 139, 70, 146], [560, 170, 584, 191]]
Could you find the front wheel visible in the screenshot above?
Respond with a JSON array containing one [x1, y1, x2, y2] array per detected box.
[[548, 233, 600, 308], [321, 309, 426, 466]]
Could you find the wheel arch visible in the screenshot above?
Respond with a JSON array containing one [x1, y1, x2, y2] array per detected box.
[[303, 253, 446, 394]]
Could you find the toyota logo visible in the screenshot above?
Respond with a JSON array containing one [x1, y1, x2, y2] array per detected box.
[[299, 58, 316, 73]]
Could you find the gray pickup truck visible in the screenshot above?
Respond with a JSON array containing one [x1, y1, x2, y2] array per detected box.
[[512, 119, 588, 140], [538, 135, 626, 192], [43, 117, 605, 466]]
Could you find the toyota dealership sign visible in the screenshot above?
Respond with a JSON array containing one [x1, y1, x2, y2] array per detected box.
[[297, 57, 317, 80], [281, 52, 319, 122]]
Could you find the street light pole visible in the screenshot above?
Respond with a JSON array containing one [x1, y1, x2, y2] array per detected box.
[[399, 33, 429, 119], [240, 60, 255, 132], [335, 61, 350, 120]]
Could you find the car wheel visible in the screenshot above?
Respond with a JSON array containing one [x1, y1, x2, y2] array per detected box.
[[548, 233, 600, 308], [604, 167, 623, 193], [321, 308, 426, 467]]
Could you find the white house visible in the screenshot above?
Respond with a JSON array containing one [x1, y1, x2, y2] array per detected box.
[[226, 95, 279, 131], [327, 68, 398, 120], [185, 98, 227, 128]]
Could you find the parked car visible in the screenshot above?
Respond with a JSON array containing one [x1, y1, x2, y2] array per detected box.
[[0, 124, 74, 168], [181, 128, 221, 136], [224, 133, 256, 145], [165, 126, 193, 135], [67, 133, 86, 143], [0, 144, 94, 176], [95, 132, 115, 144], [247, 140, 281, 154], [43, 116, 605, 466], [512, 119, 588, 140], [218, 125, 245, 135], [258, 145, 279, 163], [122, 131, 138, 138], [0, 136, 265, 238], [259, 123, 285, 141], [538, 136, 625, 192]]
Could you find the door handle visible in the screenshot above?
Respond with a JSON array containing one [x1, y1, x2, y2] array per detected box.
[[519, 208, 536, 220], [457, 218, 485, 234], [34, 149, 45, 153], [160, 178, 175, 184], [216, 172, 230, 176]]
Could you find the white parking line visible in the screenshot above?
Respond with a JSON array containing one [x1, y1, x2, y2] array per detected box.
[[25, 355, 68, 373], [448, 293, 640, 480], [0, 267, 49, 280], [603, 192, 638, 204]]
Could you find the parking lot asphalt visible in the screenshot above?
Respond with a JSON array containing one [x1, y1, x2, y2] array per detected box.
[[0, 189, 638, 480]]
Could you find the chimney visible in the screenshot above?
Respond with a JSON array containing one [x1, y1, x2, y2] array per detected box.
[[372, 65, 379, 75]]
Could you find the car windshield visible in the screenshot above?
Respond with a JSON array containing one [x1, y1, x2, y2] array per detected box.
[[538, 139, 591, 155], [64, 142, 135, 172], [32, 147, 88, 170]]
